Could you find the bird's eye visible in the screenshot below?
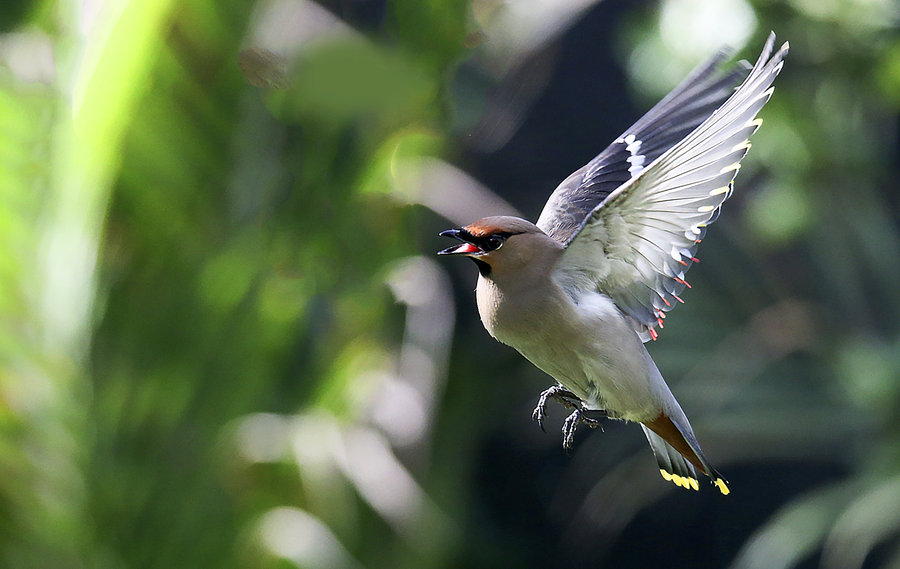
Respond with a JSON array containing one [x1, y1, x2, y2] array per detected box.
[[484, 235, 505, 251]]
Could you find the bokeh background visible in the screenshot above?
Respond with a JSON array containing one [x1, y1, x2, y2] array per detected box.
[[1, 0, 899, 567]]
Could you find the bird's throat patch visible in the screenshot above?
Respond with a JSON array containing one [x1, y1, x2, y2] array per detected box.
[[471, 258, 491, 277]]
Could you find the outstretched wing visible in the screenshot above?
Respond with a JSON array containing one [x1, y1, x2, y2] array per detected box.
[[555, 33, 788, 342], [537, 47, 752, 244]]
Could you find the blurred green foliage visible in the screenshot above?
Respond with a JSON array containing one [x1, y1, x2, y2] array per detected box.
[[0, 0, 899, 568]]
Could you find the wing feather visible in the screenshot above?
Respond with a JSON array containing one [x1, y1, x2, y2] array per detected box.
[[536, 46, 753, 243], [556, 33, 789, 342]]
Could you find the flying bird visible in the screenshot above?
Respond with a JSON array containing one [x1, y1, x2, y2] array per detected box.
[[439, 33, 788, 494]]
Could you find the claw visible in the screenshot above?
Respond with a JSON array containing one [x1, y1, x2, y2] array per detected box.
[[532, 404, 548, 433], [561, 408, 606, 450], [533, 385, 606, 449], [562, 411, 579, 450], [532, 385, 580, 432]]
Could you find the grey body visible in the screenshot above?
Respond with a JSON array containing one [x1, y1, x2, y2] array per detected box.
[[474, 234, 676, 422]]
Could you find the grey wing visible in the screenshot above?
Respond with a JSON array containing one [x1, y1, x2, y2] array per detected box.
[[556, 33, 788, 342], [536, 47, 753, 244]]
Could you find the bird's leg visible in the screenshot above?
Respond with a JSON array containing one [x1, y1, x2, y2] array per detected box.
[[532, 385, 581, 432], [561, 408, 607, 451]]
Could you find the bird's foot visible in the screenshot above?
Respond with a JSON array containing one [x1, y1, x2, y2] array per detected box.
[[561, 408, 606, 451], [532, 385, 581, 432]]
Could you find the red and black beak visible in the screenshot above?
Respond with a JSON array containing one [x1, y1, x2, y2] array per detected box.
[[438, 229, 482, 256]]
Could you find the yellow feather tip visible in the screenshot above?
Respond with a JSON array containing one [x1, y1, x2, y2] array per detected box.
[[714, 478, 731, 496], [660, 469, 699, 491]]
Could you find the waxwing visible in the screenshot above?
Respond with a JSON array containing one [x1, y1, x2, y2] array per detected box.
[[439, 33, 789, 494]]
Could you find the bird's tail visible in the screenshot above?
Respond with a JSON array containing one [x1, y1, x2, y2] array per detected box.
[[641, 413, 730, 495]]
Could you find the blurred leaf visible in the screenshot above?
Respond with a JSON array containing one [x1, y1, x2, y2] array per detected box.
[[745, 181, 813, 245], [276, 37, 435, 128], [389, 0, 471, 70]]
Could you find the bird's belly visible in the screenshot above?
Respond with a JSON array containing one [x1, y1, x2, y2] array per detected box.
[[499, 293, 662, 421]]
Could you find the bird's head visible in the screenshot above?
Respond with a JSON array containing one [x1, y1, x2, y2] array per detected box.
[[438, 216, 559, 278]]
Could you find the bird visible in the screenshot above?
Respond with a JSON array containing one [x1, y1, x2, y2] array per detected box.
[[438, 33, 788, 494]]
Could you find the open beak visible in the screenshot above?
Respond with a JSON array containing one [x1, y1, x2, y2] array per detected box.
[[438, 229, 482, 256]]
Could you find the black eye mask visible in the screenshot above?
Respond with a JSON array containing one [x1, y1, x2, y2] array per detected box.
[[458, 230, 513, 252]]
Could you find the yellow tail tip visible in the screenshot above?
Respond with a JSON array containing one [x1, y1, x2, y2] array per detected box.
[[659, 469, 699, 491], [714, 478, 731, 495]]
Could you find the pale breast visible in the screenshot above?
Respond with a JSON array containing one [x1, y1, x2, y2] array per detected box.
[[479, 275, 664, 420]]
